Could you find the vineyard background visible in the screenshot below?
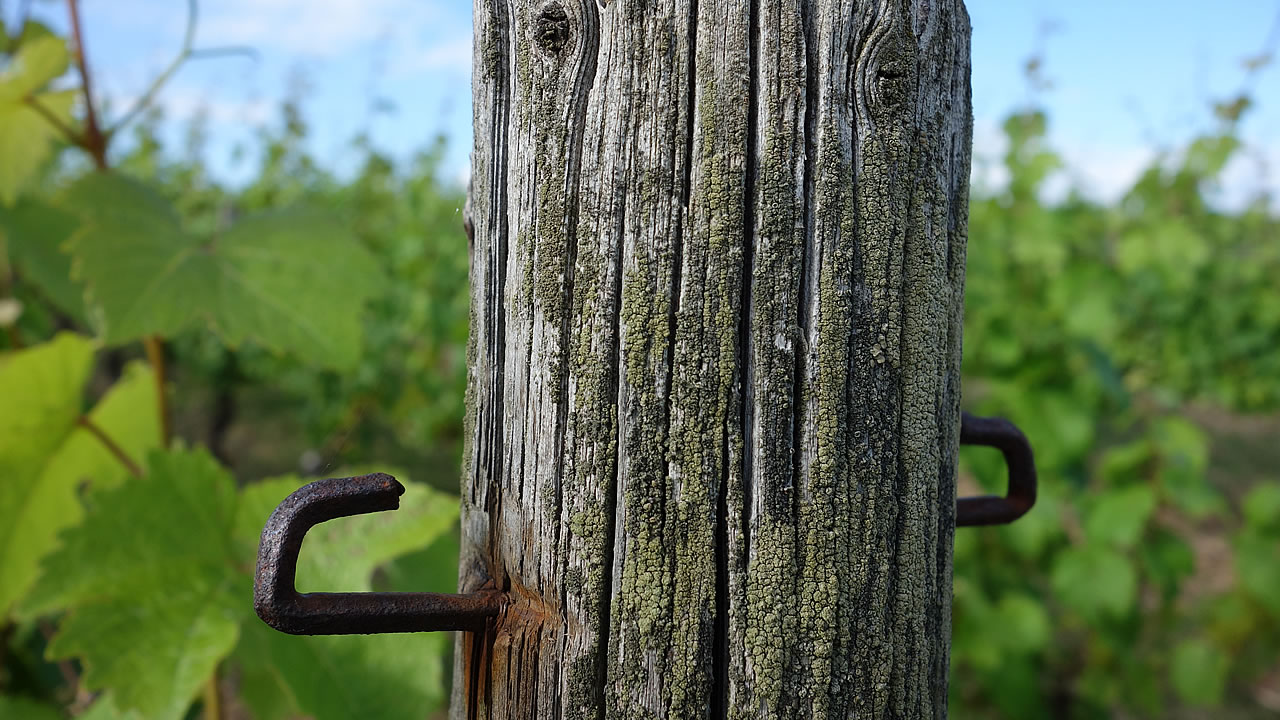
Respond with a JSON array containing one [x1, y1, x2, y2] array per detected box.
[[1, 3, 1280, 719]]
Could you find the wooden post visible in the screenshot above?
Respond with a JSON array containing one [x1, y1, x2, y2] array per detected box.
[[455, 0, 972, 716]]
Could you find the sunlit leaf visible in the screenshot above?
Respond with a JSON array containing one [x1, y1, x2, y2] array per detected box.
[[1241, 481, 1280, 533], [0, 199, 87, 319], [0, 695, 63, 720], [1169, 638, 1229, 706], [64, 172, 383, 369], [1084, 485, 1156, 550], [0, 333, 94, 618], [26, 449, 243, 720], [1050, 544, 1136, 620], [0, 89, 75, 206]]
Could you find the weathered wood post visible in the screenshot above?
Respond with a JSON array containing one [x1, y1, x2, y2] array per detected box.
[[455, 0, 972, 715]]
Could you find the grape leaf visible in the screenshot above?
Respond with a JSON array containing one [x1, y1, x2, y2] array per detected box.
[[991, 593, 1051, 654], [1169, 638, 1229, 706], [25, 449, 243, 720], [78, 695, 143, 720], [235, 620, 450, 720], [1242, 481, 1280, 533], [0, 333, 94, 618], [0, 35, 74, 205], [40, 360, 160, 494], [0, 199, 88, 320], [64, 173, 383, 370], [0, 695, 64, 720], [1084, 485, 1157, 550], [231, 472, 458, 720], [1234, 528, 1280, 617], [1050, 544, 1136, 621]]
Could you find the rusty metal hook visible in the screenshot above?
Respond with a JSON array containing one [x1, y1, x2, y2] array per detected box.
[[956, 412, 1037, 527], [253, 473, 504, 635]]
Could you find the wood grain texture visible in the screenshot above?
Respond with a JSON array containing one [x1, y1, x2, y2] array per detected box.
[[454, 0, 972, 716]]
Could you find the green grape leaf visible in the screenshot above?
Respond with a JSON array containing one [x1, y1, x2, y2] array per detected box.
[[1084, 485, 1157, 549], [1169, 638, 1229, 706], [233, 470, 459, 593], [64, 173, 383, 370], [1241, 481, 1280, 533], [1139, 527, 1195, 602], [0, 332, 94, 618], [77, 695, 144, 720], [25, 449, 243, 720], [236, 619, 450, 720], [1234, 528, 1280, 617], [0, 199, 87, 319], [40, 360, 160, 494], [0, 35, 69, 99], [0, 35, 74, 205], [380, 522, 462, 594], [0, 88, 76, 205], [0, 695, 64, 720], [991, 593, 1051, 654], [231, 472, 458, 720], [1, 358, 159, 619], [1050, 544, 1137, 620]]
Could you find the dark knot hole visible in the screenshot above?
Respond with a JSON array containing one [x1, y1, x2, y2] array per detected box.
[[535, 2, 572, 55]]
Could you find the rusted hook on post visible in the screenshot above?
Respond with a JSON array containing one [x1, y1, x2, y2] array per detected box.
[[956, 412, 1037, 527], [253, 473, 504, 635]]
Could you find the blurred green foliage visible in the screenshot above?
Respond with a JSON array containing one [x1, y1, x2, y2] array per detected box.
[[1, 8, 1279, 720], [952, 105, 1280, 718], [0, 14, 466, 720]]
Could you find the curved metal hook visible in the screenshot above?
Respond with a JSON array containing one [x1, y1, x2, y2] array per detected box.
[[956, 412, 1037, 527], [253, 473, 503, 635]]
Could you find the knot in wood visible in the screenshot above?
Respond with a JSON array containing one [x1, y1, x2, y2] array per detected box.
[[534, 1, 572, 55]]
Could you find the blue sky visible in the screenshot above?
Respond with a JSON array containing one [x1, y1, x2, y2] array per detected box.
[[15, 0, 1280, 204]]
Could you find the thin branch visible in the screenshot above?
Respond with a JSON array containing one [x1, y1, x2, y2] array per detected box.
[[203, 671, 222, 720], [23, 94, 85, 146], [66, 0, 106, 169], [188, 46, 258, 61], [144, 336, 171, 446], [108, 45, 259, 137], [38, 620, 80, 691], [77, 415, 142, 476], [107, 0, 198, 136]]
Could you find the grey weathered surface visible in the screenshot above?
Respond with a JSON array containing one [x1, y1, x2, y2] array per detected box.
[[453, 0, 972, 716]]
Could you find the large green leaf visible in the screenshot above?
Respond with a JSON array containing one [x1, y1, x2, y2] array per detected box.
[[38, 361, 161, 495], [0, 35, 74, 205], [1169, 638, 1229, 706], [1084, 485, 1157, 550], [235, 621, 451, 720], [25, 449, 243, 720], [64, 173, 383, 369], [0, 695, 64, 720], [232, 472, 458, 719], [0, 199, 87, 319], [0, 333, 94, 617], [1050, 544, 1137, 621]]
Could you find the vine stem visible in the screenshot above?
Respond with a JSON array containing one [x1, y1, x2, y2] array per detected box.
[[144, 336, 172, 446], [22, 95, 84, 146], [77, 416, 141, 476], [203, 672, 221, 720], [66, 0, 107, 169]]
